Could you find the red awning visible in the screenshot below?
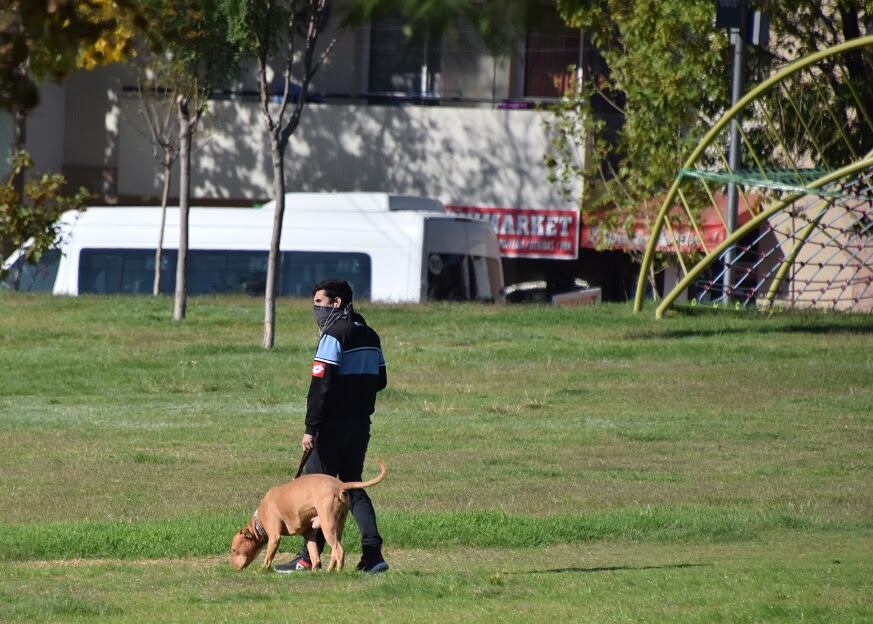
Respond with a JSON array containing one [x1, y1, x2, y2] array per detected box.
[[580, 193, 758, 252]]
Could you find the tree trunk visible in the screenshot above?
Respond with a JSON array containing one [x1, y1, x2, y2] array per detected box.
[[263, 138, 286, 349], [153, 148, 173, 296], [174, 103, 192, 321], [837, 6, 873, 125]]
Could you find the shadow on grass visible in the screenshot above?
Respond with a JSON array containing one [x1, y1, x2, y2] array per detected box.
[[510, 562, 713, 575]]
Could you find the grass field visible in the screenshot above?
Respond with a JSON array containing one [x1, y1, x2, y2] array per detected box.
[[1, 294, 871, 623]]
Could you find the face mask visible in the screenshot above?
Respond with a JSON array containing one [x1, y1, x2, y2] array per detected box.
[[313, 305, 336, 331]]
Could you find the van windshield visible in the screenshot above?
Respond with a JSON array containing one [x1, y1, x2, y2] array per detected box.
[[1, 250, 61, 292]]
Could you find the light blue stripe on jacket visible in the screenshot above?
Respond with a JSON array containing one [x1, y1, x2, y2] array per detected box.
[[314, 335, 342, 365], [338, 347, 384, 375]]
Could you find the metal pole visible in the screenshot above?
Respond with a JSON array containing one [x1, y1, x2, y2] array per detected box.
[[577, 30, 586, 201], [420, 31, 429, 98], [723, 25, 745, 301], [576, 29, 585, 90]]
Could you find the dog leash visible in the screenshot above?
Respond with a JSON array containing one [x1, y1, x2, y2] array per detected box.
[[294, 447, 313, 479]]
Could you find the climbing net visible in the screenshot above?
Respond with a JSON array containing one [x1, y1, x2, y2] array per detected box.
[[634, 36, 873, 317], [691, 164, 873, 311]]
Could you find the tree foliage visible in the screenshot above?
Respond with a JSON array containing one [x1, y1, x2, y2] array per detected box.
[[547, 0, 727, 229], [135, 0, 239, 153], [0, 152, 90, 277], [224, 0, 333, 154], [75, 0, 141, 70], [0, 1, 142, 268], [141, 0, 239, 100], [758, 0, 873, 165], [0, 0, 144, 113], [547, 0, 872, 239], [349, 0, 544, 53]]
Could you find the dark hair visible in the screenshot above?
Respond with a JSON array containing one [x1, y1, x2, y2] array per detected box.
[[312, 279, 353, 304]]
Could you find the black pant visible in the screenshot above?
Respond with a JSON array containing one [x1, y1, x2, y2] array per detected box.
[[300, 424, 383, 555]]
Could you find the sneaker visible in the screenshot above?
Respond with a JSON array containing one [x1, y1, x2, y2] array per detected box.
[[356, 555, 389, 573], [274, 555, 320, 573]]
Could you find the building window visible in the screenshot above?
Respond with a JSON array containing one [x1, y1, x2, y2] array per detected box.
[[523, 22, 581, 98], [368, 13, 441, 102]]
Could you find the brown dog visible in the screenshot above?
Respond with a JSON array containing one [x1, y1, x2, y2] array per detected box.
[[230, 459, 386, 572]]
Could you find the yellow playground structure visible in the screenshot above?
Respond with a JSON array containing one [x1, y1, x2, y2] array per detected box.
[[634, 35, 873, 317]]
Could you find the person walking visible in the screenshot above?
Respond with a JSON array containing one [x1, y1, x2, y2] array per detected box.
[[274, 279, 389, 573]]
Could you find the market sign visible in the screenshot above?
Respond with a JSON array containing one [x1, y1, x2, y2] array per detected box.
[[445, 205, 580, 260]]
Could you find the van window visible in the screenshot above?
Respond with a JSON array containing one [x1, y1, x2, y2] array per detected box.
[[79, 249, 176, 294], [189, 251, 267, 295], [426, 253, 500, 302], [1, 249, 61, 292], [480, 257, 503, 300], [427, 253, 469, 300], [280, 251, 371, 299], [78, 248, 371, 298], [424, 217, 502, 302]]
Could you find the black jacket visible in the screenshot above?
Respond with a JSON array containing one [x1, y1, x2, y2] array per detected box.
[[305, 312, 387, 435]]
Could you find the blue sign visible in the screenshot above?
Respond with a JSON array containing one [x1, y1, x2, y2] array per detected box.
[[716, 0, 745, 29]]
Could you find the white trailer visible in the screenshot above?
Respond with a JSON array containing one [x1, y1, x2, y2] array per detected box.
[[2, 193, 504, 303]]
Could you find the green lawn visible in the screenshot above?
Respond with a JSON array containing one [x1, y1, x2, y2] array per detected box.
[[1, 294, 871, 622]]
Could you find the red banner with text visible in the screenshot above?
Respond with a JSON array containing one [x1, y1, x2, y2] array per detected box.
[[445, 205, 580, 260]]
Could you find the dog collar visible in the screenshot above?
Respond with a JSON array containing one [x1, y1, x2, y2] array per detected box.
[[252, 510, 267, 540]]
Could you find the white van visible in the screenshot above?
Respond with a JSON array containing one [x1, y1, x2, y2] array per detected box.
[[2, 193, 504, 302]]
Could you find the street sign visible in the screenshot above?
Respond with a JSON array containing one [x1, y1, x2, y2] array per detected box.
[[747, 10, 769, 48], [715, 0, 745, 29]]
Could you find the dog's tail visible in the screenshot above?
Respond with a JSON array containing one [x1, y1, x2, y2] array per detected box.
[[339, 458, 387, 491]]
